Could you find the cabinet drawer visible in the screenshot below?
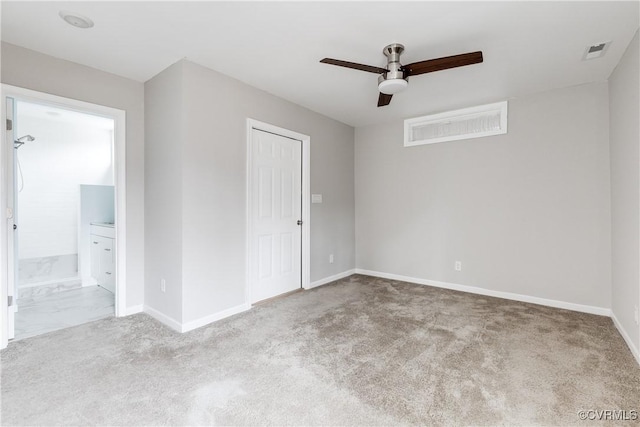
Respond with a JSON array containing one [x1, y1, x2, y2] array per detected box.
[[91, 233, 115, 294], [90, 224, 115, 239]]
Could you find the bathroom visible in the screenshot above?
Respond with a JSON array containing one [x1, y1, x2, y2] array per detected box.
[[13, 100, 116, 339]]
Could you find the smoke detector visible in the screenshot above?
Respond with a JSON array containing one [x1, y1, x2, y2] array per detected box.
[[59, 11, 94, 29], [582, 41, 611, 60]]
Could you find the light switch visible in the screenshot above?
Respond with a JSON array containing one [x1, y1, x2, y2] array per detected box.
[[312, 194, 323, 204]]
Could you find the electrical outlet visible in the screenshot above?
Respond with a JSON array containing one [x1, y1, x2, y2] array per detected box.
[[329, 254, 334, 264], [455, 261, 462, 271], [634, 305, 639, 325], [160, 278, 166, 293]]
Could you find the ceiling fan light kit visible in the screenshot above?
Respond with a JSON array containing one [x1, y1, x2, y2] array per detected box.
[[320, 43, 483, 107], [378, 78, 408, 95]]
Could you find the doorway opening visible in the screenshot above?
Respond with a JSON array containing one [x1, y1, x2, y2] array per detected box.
[[1, 85, 127, 346], [13, 101, 114, 339]]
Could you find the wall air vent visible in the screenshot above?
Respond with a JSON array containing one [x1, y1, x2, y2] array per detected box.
[[404, 101, 508, 147]]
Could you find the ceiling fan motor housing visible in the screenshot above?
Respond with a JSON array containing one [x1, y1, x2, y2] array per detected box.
[[378, 43, 408, 94]]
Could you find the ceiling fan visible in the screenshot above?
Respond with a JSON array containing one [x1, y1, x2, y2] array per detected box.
[[320, 44, 483, 107]]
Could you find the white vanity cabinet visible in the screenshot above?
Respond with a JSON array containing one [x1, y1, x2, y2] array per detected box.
[[90, 223, 115, 294]]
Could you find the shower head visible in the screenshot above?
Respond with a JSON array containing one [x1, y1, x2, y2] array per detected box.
[[17, 135, 35, 142], [14, 135, 35, 149]]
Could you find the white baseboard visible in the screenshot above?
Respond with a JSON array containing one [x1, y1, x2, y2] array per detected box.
[[611, 312, 640, 366], [355, 269, 611, 317], [181, 303, 251, 333], [143, 305, 182, 332], [144, 303, 251, 333], [124, 304, 144, 316], [307, 269, 356, 290]]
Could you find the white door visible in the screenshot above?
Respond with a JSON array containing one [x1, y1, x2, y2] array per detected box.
[[250, 128, 302, 303]]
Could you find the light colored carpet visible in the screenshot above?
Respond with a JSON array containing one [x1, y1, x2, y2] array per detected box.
[[1, 275, 638, 426]]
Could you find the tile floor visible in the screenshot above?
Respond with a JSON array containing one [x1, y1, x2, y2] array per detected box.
[[18, 278, 82, 299], [14, 286, 114, 340]]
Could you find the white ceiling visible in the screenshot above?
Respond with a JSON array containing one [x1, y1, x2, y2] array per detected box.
[[17, 101, 115, 130], [2, 1, 638, 127]]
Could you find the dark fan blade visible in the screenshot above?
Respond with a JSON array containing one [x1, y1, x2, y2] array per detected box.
[[377, 93, 393, 107], [403, 51, 483, 77], [320, 58, 388, 74]]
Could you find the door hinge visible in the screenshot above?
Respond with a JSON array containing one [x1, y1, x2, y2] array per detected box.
[[297, 220, 303, 225], [8, 296, 13, 307], [6, 119, 12, 131]]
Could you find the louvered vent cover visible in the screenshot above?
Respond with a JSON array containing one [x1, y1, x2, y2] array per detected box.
[[404, 101, 508, 147]]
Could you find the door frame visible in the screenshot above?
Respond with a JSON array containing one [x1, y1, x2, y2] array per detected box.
[[246, 119, 310, 305], [1, 84, 127, 348], [4, 97, 16, 341]]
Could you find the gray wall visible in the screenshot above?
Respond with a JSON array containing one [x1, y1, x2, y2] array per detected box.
[[1, 42, 145, 310], [144, 62, 184, 321], [145, 60, 355, 325], [355, 82, 611, 309], [609, 30, 640, 351]]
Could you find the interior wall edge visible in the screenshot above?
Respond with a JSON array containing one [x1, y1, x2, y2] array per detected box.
[[143, 305, 182, 333], [143, 302, 251, 334], [608, 28, 640, 353], [124, 304, 144, 316], [307, 269, 356, 290], [180, 302, 251, 333], [612, 312, 640, 366]]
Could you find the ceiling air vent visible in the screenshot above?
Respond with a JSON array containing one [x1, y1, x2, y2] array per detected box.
[[583, 41, 611, 60], [404, 101, 508, 147]]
